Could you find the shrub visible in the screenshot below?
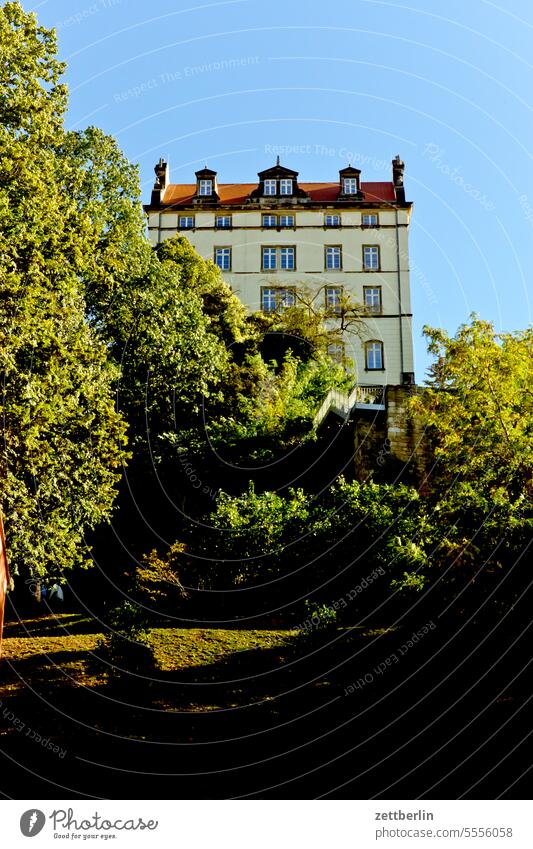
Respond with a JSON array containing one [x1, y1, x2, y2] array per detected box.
[[299, 601, 338, 635], [95, 601, 155, 677]]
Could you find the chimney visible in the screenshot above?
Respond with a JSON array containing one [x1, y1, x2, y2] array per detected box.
[[392, 155, 405, 203], [151, 158, 169, 205]]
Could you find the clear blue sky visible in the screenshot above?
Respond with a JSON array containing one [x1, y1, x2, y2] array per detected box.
[[33, 0, 533, 380]]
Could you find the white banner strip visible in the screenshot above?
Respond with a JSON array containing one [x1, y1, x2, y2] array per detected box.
[[1, 799, 532, 848]]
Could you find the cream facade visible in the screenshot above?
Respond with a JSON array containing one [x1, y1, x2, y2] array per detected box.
[[144, 158, 415, 386]]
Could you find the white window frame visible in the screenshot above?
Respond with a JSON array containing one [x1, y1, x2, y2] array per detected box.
[[280, 179, 293, 195], [363, 286, 382, 313], [362, 213, 379, 227], [198, 179, 213, 196], [280, 246, 295, 270], [325, 214, 341, 227], [279, 214, 294, 228], [262, 246, 296, 271], [343, 177, 358, 194], [262, 214, 277, 228], [325, 246, 342, 271], [365, 340, 384, 370], [261, 287, 277, 312], [215, 215, 232, 229], [264, 179, 277, 196], [363, 245, 380, 270], [325, 286, 343, 314], [262, 247, 277, 270], [178, 215, 195, 229], [261, 286, 296, 312], [214, 247, 231, 271]]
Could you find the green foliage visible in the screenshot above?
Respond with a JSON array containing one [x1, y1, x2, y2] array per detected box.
[[412, 317, 533, 579], [251, 284, 365, 362], [390, 571, 427, 593], [107, 244, 234, 451], [204, 348, 352, 457], [300, 601, 338, 633], [413, 317, 533, 500], [194, 477, 428, 592], [135, 543, 187, 608], [58, 125, 152, 316], [95, 601, 155, 676], [155, 237, 248, 348], [0, 2, 128, 582]]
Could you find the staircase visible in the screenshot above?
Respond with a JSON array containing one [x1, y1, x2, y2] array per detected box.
[[314, 384, 386, 428]]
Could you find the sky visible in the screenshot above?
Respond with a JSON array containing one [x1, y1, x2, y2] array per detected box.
[[31, 0, 533, 380]]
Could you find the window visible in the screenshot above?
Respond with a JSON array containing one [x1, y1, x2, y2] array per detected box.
[[262, 214, 295, 228], [280, 246, 295, 269], [364, 286, 382, 313], [261, 288, 277, 312], [325, 246, 342, 270], [262, 246, 295, 270], [215, 215, 232, 229], [264, 179, 277, 195], [262, 247, 277, 269], [280, 179, 293, 195], [325, 214, 341, 227], [261, 287, 296, 312], [279, 214, 294, 227], [327, 342, 345, 363], [214, 247, 231, 271], [362, 213, 378, 227], [325, 286, 343, 314], [363, 245, 380, 270], [343, 178, 358, 194], [365, 341, 384, 370], [199, 179, 212, 195], [178, 215, 194, 229]]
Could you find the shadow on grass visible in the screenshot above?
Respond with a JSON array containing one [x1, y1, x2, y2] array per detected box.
[[0, 611, 531, 800]]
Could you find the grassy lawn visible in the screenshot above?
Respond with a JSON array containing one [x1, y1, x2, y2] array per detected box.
[[0, 610, 525, 799], [0, 613, 303, 699]]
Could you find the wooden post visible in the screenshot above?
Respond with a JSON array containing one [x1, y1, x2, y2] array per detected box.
[[0, 512, 9, 657]]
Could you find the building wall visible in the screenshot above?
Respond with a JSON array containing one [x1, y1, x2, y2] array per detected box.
[[353, 386, 428, 485], [147, 207, 414, 386]]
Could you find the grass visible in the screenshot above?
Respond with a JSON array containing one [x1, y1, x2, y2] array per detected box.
[[1, 609, 527, 798], [0, 613, 301, 694], [151, 626, 298, 671]]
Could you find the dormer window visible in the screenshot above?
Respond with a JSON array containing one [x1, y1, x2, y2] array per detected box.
[[193, 167, 218, 203], [343, 178, 358, 195], [249, 161, 309, 204], [338, 166, 361, 200], [199, 179, 213, 195]]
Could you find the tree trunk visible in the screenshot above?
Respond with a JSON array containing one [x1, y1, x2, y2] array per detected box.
[[0, 512, 9, 657]]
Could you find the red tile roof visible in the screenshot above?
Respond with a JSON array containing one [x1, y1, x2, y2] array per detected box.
[[360, 182, 397, 202], [160, 181, 398, 206]]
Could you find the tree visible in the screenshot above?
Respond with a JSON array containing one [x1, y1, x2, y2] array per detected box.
[[0, 2, 127, 582], [411, 317, 533, 602], [57, 125, 152, 319], [107, 242, 237, 454], [413, 317, 533, 501]]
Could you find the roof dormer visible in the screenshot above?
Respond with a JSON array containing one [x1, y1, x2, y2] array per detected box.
[[192, 166, 219, 203], [338, 165, 363, 200], [248, 158, 309, 203]]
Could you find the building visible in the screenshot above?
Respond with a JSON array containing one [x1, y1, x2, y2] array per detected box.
[[144, 156, 415, 387]]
